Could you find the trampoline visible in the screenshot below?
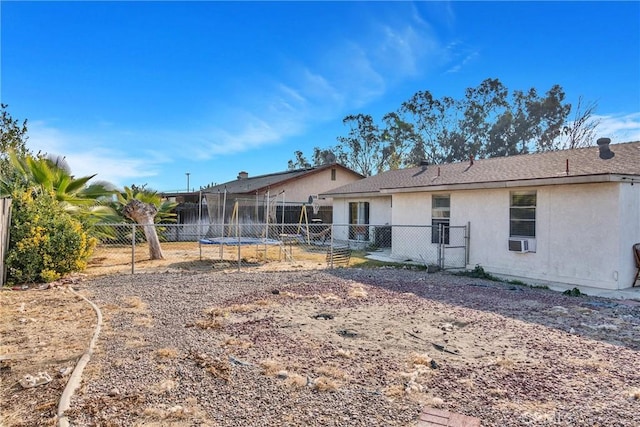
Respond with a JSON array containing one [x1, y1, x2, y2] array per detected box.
[[199, 237, 283, 246]]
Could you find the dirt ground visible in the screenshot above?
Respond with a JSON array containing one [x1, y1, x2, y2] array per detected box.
[[0, 247, 339, 426], [0, 280, 95, 426], [1, 249, 640, 426], [85, 241, 335, 275]]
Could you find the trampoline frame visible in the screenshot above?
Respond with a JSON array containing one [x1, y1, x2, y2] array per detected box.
[[199, 237, 283, 246]]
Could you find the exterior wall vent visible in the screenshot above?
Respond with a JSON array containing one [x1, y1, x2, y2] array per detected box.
[[508, 238, 529, 253]]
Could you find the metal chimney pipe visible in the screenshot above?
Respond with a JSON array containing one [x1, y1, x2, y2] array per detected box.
[[597, 138, 614, 159]]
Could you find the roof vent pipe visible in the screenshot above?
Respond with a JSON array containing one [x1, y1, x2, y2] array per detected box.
[[469, 154, 474, 166], [597, 138, 615, 160]]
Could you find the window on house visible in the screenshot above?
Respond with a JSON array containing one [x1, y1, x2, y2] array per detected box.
[[331, 168, 336, 181], [510, 191, 536, 237], [349, 201, 369, 240], [431, 195, 450, 244]]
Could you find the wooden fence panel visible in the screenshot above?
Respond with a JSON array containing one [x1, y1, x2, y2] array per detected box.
[[0, 197, 12, 286]]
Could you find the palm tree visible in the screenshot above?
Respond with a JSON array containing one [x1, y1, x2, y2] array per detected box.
[[2, 150, 119, 229], [114, 185, 177, 260], [114, 184, 177, 223]]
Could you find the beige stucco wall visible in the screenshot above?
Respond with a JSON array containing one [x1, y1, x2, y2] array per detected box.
[[390, 182, 638, 290], [391, 192, 439, 262], [392, 192, 429, 225], [267, 167, 362, 206], [618, 183, 640, 287], [459, 184, 621, 288], [332, 181, 639, 290], [331, 196, 392, 241]]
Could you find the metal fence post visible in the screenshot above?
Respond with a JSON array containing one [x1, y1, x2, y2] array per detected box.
[[219, 222, 224, 260], [0, 197, 12, 287], [237, 222, 241, 272], [329, 224, 334, 269], [198, 222, 203, 261], [465, 221, 470, 267], [131, 223, 136, 275], [438, 223, 443, 269]]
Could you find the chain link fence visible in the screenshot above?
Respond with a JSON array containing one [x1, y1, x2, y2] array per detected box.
[[330, 224, 468, 269], [87, 222, 468, 274], [0, 198, 11, 286]]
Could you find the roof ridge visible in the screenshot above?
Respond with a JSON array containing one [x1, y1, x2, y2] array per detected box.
[[232, 162, 342, 181], [432, 140, 640, 168], [321, 141, 640, 196]]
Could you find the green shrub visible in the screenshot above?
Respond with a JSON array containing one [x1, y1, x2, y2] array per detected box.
[[455, 264, 500, 281], [5, 189, 96, 284], [563, 287, 583, 297]]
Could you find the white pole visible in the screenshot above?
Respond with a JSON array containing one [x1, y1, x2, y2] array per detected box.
[[220, 187, 227, 259], [265, 189, 270, 240], [198, 191, 203, 260], [217, 190, 221, 222], [281, 191, 285, 235], [198, 191, 202, 227]]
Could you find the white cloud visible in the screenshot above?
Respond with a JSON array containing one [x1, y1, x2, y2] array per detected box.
[[594, 112, 640, 143], [69, 150, 160, 183], [379, 25, 421, 75], [275, 84, 308, 108], [188, 109, 304, 160], [421, 1, 456, 29], [23, 6, 459, 188], [25, 120, 66, 154], [186, 6, 453, 161], [26, 121, 169, 188], [329, 41, 387, 106], [373, 22, 440, 78], [298, 68, 344, 109], [445, 45, 480, 74]]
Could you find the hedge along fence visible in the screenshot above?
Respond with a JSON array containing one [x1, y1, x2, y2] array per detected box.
[[0, 197, 11, 286]]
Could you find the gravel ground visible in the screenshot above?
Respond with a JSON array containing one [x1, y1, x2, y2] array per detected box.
[[67, 269, 640, 426]]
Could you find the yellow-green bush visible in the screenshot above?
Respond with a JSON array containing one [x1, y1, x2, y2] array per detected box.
[[5, 189, 96, 284]]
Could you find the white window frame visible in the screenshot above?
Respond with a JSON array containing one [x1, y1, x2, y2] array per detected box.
[[431, 194, 450, 244], [510, 191, 536, 238]]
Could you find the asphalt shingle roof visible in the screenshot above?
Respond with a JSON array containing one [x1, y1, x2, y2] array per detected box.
[[321, 141, 640, 196], [203, 163, 363, 194]]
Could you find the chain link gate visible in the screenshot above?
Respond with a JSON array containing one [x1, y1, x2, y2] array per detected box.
[[439, 223, 469, 269]]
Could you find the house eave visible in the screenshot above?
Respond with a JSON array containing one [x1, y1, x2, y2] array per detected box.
[[379, 174, 637, 194], [319, 191, 388, 199]]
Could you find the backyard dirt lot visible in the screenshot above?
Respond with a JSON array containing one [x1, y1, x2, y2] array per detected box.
[[1, 265, 640, 426], [85, 241, 335, 276]]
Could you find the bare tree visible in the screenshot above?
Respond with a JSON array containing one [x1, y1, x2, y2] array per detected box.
[[562, 97, 600, 149]]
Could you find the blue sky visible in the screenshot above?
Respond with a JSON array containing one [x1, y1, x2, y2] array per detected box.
[[2, 1, 639, 192]]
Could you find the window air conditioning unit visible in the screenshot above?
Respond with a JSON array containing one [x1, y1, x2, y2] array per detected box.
[[508, 238, 529, 253]]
